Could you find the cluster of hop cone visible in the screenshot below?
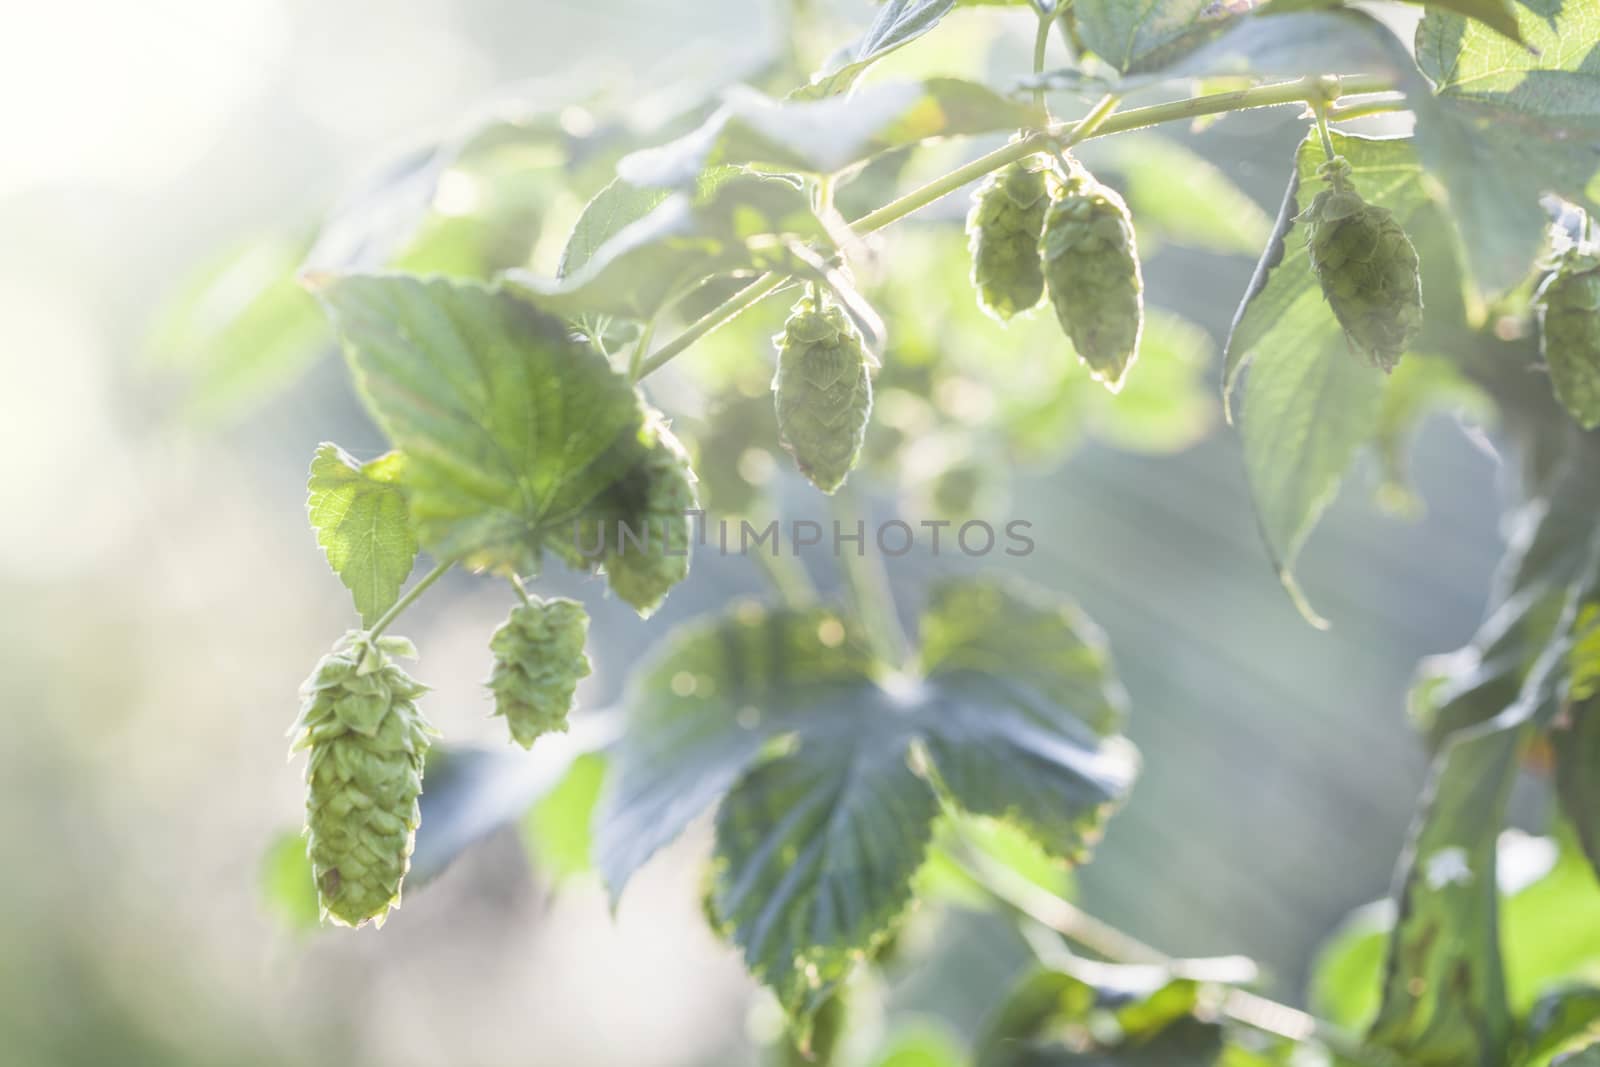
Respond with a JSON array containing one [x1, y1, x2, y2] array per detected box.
[[770, 147, 1448, 501]]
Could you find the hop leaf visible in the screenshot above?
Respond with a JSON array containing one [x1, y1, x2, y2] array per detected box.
[[1299, 156, 1423, 373], [1041, 160, 1144, 391], [1535, 249, 1600, 430], [773, 291, 873, 493], [967, 156, 1049, 321], [289, 631, 436, 928], [487, 597, 592, 748]]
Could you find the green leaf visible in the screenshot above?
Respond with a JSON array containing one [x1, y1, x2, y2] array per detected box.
[[313, 274, 648, 575], [1407, 0, 1523, 43], [1411, 435, 1600, 748], [597, 579, 1137, 1037], [306, 443, 418, 626], [410, 722, 615, 887], [1312, 832, 1600, 1041], [1367, 718, 1520, 1066], [1091, 134, 1273, 256], [1227, 132, 1431, 625], [1069, 0, 1240, 75], [511, 170, 829, 322], [616, 79, 1041, 189], [870, 1025, 965, 1067], [1412, 1, 1600, 295], [798, 0, 959, 100], [521, 752, 605, 879], [259, 830, 320, 933], [978, 962, 1225, 1066], [143, 232, 328, 424], [1522, 986, 1600, 1067], [1556, 689, 1600, 887]]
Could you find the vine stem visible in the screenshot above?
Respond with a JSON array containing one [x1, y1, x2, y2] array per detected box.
[[635, 73, 1392, 380], [367, 558, 454, 639], [831, 486, 911, 668], [958, 846, 1406, 1067], [1031, 8, 1054, 113], [509, 572, 534, 606]]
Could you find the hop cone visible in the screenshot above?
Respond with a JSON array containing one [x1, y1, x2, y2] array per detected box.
[[967, 156, 1049, 321], [488, 597, 592, 748], [1041, 161, 1144, 390], [773, 291, 873, 493], [289, 631, 435, 927], [1300, 157, 1422, 372], [602, 414, 697, 617], [1535, 249, 1600, 429]]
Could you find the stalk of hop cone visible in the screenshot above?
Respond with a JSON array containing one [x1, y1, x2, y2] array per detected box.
[[967, 155, 1049, 321], [1534, 246, 1600, 429], [289, 631, 436, 927], [773, 290, 873, 494], [488, 596, 592, 748], [1299, 156, 1422, 372], [1041, 159, 1144, 391]]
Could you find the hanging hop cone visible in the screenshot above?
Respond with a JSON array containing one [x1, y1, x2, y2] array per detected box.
[[773, 290, 873, 494], [487, 596, 592, 748], [289, 631, 436, 928], [967, 156, 1049, 321], [1534, 247, 1600, 429], [1299, 156, 1422, 373], [1041, 160, 1144, 390], [601, 414, 697, 616]]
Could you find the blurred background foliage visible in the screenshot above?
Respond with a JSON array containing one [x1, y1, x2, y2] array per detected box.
[[0, 1, 1564, 1064]]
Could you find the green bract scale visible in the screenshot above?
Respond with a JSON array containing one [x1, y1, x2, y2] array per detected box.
[[1299, 156, 1422, 373], [487, 596, 592, 748], [1041, 160, 1144, 391], [967, 155, 1049, 321], [289, 631, 436, 928], [1534, 248, 1600, 430], [773, 291, 873, 494]]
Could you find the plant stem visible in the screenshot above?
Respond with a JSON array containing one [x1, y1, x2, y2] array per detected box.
[[636, 73, 1393, 381], [627, 315, 657, 382], [1064, 91, 1119, 148], [368, 559, 454, 639], [831, 487, 910, 669], [1031, 8, 1055, 113], [959, 847, 1406, 1067], [1314, 100, 1338, 161], [510, 572, 533, 606]]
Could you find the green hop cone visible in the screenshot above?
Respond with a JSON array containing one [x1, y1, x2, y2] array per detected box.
[[967, 155, 1049, 321], [1299, 156, 1422, 372], [598, 413, 698, 617], [1041, 160, 1144, 391], [487, 596, 592, 748], [1534, 248, 1600, 429], [773, 291, 873, 493], [289, 631, 436, 928]]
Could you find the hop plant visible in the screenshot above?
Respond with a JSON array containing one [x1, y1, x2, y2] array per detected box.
[[1534, 247, 1600, 430], [1299, 156, 1422, 373], [487, 596, 592, 747], [967, 155, 1049, 321], [289, 631, 436, 927], [773, 290, 873, 493], [1041, 160, 1144, 390]]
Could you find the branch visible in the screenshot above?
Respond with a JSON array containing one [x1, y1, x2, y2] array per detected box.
[[635, 74, 1394, 380]]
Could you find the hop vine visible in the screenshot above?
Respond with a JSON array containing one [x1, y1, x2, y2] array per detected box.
[[289, 631, 436, 928]]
